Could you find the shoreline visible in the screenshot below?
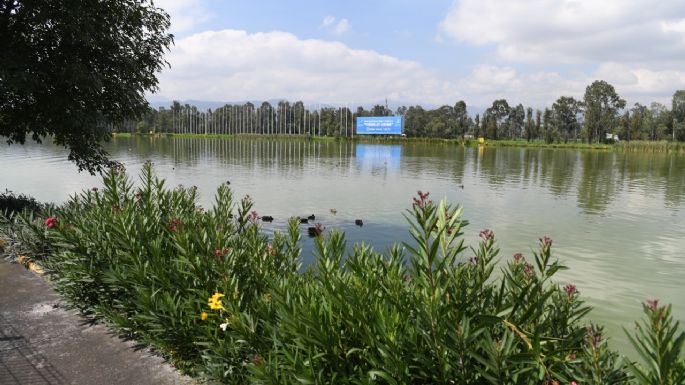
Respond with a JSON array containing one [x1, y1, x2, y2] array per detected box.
[[111, 132, 685, 153]]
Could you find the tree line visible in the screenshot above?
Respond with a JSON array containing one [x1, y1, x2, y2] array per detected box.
[[127, 81, 685, 143]]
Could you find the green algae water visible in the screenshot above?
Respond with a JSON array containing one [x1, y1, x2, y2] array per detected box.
[[2, 136, 684, 352]]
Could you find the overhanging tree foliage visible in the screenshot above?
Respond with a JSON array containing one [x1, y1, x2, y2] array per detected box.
[[0, 0, 173, 173]]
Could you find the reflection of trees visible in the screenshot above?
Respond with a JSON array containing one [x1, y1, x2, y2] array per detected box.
[[472, 147, 526, 189], [472, 147, 578, 197], [612, 151, 684, 210], [105, 137, 685, 213], [399, 144, 466, 186], [576, 151, 620, 213], [537, 149, 578, 197], [658, 155, 685, 209], [109, 137, 358, 177]]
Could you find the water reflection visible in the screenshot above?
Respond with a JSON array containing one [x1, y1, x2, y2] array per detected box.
[[355, 144, 401, 175]]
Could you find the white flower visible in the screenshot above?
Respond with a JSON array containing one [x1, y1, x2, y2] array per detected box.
[[219, 322, 228, 331]]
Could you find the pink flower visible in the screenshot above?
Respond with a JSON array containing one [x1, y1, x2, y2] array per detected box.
[[513, 253, 524, 263], [570, 381, 579, 385], [412, 190, 432, 209], [646, 299, 659, 311], [523, 263, 535, 278], [44, 217, 58, 229], [479, 229, 493, 241], [563, 283, 578, 298], [249, 210, 259, 223], [168, 218, 181, 233], [540, 235, 553, 247]]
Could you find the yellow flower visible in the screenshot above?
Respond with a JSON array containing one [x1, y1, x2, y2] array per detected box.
[[200, 311, 208, 321], [208, 292, 224, 310]]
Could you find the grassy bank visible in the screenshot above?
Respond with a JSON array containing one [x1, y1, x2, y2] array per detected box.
[[5, 165, 684, 384], [114, 132, 685, 153]]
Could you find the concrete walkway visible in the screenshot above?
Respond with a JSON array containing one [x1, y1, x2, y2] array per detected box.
[[0, 259, 195, 385]]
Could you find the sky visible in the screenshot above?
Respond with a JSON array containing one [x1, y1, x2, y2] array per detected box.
[[151, 0, 685, 110]]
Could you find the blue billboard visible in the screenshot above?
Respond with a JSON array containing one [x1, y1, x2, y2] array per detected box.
[[356, 116, 403, 135]]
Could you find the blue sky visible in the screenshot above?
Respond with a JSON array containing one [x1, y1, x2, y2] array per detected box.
[[152, 0, 685, 109]]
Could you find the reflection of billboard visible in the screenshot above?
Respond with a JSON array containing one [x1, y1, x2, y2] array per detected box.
[[355, 144, 401, 171], [356, 116, 403, 135]]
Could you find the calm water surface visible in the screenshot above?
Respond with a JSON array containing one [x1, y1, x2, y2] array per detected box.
[[2, 136, 684, 352]]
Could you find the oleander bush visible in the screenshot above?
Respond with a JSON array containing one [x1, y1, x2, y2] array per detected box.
[[0, 189, 43, 218], [22, 163, 684, 384], [0, 191, 50, 262]]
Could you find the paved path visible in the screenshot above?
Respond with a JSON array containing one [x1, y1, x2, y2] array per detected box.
[[0, 259, 195, 385]]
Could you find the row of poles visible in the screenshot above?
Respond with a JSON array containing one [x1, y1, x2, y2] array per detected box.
[[168, 104, 355, 137]]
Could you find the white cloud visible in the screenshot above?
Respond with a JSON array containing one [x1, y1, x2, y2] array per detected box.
[[147, 1, 685, 109], [157, 29, 453, 104], [321, 16, 350, 35], [437, 0, 685, 106], [440, 0, 685, 65], [662, 19, 685, 34], [156, 0, 212, 34], [321, 15, 336, 27], [154, 27, 683, 109], [456, 64, 685, 107], [457, 66, 577, 106], [335, 19, 350, 35]]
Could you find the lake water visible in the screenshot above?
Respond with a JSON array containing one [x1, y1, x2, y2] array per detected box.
[[2, 136, 684, 352]]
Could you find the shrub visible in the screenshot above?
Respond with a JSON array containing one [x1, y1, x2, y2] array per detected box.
[[0, 191, 50, 262], [0, 190, 43, 218], [27, 164, 683, 384]]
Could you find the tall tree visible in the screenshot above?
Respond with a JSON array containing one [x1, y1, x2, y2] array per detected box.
[[525, 107, 534, 142], [371, 104, 392, 117], [672, 90, 685, 141], [629, 103, 648, 141], [453, 101, 469, 139], [542, 108, 555, 144], [650, 102, 671, 141], [0, 0, 173, 172], [583, 80, 626, 143], [487, 99, 510, 139], [552, 96, 583, 143], [509, 104, 525, 139]]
